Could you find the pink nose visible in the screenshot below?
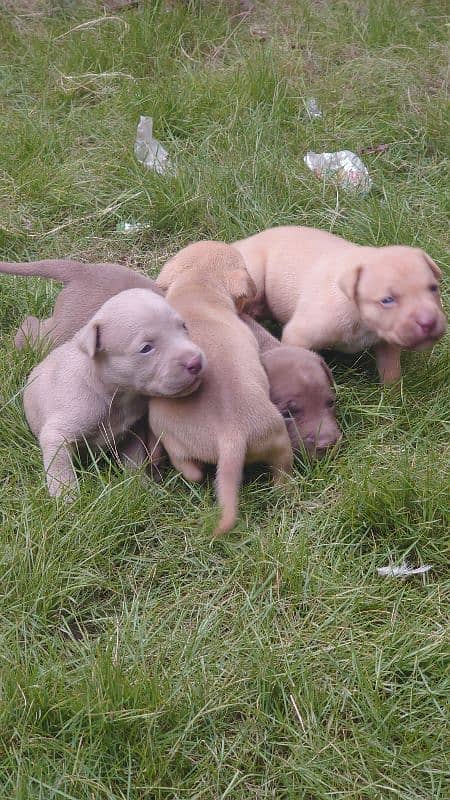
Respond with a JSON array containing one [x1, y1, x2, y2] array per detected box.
[[305, 431, 342, 450], [185, 354, 203, 375], [416, 314, 436, 335]]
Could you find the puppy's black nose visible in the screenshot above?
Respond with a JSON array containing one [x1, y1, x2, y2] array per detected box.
[[185, 355, 203, 375]]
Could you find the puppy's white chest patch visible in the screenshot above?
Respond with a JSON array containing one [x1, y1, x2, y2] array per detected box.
[[338, 324, 379, 353]]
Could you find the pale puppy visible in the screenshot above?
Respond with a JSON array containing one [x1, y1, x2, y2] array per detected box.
[[234, 225, 447, 384], [24, 288, 205, 497], [150, 241, 293, 537]]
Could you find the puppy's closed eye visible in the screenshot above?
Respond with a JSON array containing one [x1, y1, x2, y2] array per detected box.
[[281, 403, 301, 419]]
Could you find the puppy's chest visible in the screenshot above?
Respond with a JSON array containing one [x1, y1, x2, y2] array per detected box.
[[91, 393, 147, 446], [337, 322, 379, 353]]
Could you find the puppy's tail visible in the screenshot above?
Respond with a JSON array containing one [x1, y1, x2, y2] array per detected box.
[[213, 438, 247, 538], [0, 258, 85, 284]]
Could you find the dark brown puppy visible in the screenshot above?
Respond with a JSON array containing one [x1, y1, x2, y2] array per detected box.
[[242, 316, 342, 456]]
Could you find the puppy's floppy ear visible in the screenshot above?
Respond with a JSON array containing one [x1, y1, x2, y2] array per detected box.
[[421, 251, 442, 280], [318, 356, 335, 386], [78, 321, 102, 358], [338, 265, 364, 304], [227, 268, 257, 313]]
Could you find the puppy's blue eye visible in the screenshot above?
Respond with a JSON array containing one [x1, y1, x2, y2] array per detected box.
[[430, 285, 438, 293], [140, 344, 154, 354], [380, 296, 395, 306]]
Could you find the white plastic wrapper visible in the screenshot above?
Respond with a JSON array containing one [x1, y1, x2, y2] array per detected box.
[[305, 97, 322, 119], [304, 149, 372, 193], [377, 561, 432, 578], [134, 115, 176, 175], [116, 221, 148, 234]]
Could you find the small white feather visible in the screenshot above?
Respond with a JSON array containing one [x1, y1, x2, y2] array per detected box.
[[377, 561, 432, 577]]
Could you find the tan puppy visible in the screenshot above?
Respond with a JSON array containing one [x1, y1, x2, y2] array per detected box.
[[234, 226, 447, 384], [23, 289, 205, 497], [150, 241, 293, 537], [242, 316, 342, 455], [0, 258, 161, 349]]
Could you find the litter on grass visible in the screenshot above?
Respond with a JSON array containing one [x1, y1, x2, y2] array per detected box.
[[134, 116, 176, 175], [305, 97, 322, 119], [377, 561, 432, 578], [115, 221, 149, 233], [304, 149, 372, 193]]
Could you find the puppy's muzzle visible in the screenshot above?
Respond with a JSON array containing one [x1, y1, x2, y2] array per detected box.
[[405, 310, 447, 350], [184, 354, 203, 376], [304, 429, 342, 458]]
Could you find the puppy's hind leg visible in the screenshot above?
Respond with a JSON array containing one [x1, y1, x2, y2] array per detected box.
[[39, 426, 77, 498], [170, 455, 205, 482], [214, 440, 246, 538], [14, 316, 46, 350]]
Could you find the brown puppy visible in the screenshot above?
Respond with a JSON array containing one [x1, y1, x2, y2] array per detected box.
[[242, 316, 342, 455], [150, 241, 293, 537], [234, 226, 447, 384], [0, 258, 161, 349]]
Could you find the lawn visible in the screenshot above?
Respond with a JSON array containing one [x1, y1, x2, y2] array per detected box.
[[0, 1, 448, 798]]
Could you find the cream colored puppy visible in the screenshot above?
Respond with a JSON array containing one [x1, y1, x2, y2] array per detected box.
[[150, 241, 293, 537], [23, 289, 205, 497], [234, 226, 447, 384]]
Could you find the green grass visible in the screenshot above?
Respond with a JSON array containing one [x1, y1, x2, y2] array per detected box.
[[0, 1, 449, 797]]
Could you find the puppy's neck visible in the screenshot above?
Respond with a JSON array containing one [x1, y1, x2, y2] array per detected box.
[[168, 278, 234, 313], [81, 353, 140, 401]]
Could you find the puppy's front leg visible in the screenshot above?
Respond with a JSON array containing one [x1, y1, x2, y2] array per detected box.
[[118, 418, 149, 471], [39, 426, 77, 497], [374, 342, 402, 385]]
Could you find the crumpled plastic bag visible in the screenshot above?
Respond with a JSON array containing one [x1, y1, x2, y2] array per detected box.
[[134, 115, 175, 175], [304, 149, 372, 193]]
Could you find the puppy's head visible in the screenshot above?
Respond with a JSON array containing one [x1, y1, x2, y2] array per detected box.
[[261, 346, 342, 457], [338, 246, 447, 350], [157, 241, 256, 312], [77, 289, 206, 397]]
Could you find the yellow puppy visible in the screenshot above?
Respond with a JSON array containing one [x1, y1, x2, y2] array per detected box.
[[234, 226, 447, 384], [150, 241, 293, 537]]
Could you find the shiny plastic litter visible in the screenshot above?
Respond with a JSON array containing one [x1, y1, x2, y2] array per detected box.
[[304, 149, 372, 193], [305, 97, 322, 119], [134, 115, 175, 175]]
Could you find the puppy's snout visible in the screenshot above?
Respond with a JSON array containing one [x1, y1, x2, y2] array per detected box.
[[185, 354, 203, 375], [415, 312, 436, 336], [307, 429, 342, 453]]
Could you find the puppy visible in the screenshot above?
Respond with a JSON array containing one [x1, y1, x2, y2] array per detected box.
[[0, 258, 161, 349], [23, 289, 205, 497], [149, 241, 293, 537], [234, 226, 447, 384], [242, 316, 342, 455]]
